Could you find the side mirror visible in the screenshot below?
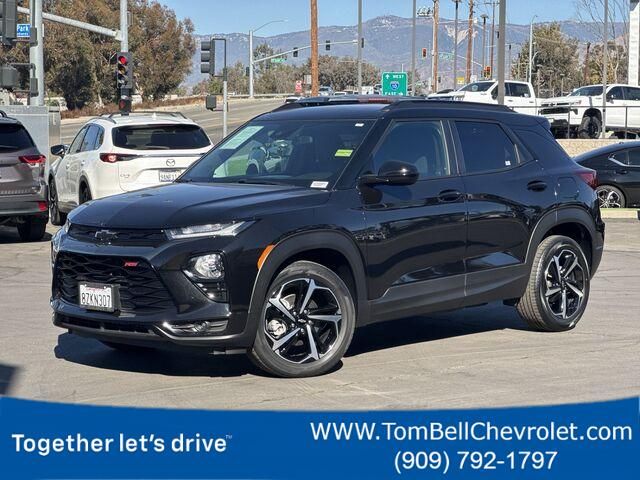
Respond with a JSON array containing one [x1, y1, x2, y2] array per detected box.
[[51, 144, 68, 157], [359, 161, 419, 187]]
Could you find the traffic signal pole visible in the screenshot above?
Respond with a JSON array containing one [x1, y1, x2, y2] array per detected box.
[[29, 0, 44, 106], [496, 0, 506, 104], [310, 0, 319, 96], [120, 0, 128, 52]]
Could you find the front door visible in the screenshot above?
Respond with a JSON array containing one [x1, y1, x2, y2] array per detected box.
[[360, 119, 467, 319]]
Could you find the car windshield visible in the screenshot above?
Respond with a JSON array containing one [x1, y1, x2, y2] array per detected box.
[[570, 86, 604, 97], [179, 120, 374, 187], [459, 81, 494, 92], [112, 124, 210, 150]]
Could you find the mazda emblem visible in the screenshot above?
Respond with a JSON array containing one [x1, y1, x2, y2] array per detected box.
[[166, 158, 176, 167]]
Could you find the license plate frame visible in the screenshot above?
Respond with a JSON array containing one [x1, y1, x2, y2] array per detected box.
[[159, 169, 182, 182], [78, 282, 119, 313]]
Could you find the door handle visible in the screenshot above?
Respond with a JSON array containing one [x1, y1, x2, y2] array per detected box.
[[527, 180, 547, 192], [437, 189, 463, 202], [616, 169, 629, 175]]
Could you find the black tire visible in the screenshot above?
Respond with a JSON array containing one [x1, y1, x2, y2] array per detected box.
[[249, 260, 356, 378], [596, 184, 626, 208], [49, 178, 67, 226], [516, 235, 590, 332], [100, 341, 154, 353], [17, 217, 47, 242], [578, 115, 602, 139], [79, 184, 92, 204]]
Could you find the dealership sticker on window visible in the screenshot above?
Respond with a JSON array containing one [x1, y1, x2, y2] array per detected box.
[[310, 181, 329, 189], [335, 149, 354, 157]]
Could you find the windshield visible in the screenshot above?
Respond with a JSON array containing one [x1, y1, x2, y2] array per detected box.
[[570, 86, 604, 97], [112, 125, 211, 150], [179, 120, 374, 187], [459, 81, 494, 92]]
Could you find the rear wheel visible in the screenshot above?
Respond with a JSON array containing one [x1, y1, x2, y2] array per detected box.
[[516, 235, 590, 332], [17, 217, 47, 242], [249, 261, 356, 377], [578, 115, 602, 139], [596, 185, 625, 208], [49, 179, 67, 226], [79, 184, 92, 204]]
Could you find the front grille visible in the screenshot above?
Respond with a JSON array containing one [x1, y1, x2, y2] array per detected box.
[[57, 314, 154, 335], [540, 107, 571, 115], [54, 252, 176, 314], [68, 224, 167, 247]]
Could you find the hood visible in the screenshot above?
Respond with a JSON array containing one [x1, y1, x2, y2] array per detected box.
[[68, 182, 331, 229], [540, 95, 599, 106]]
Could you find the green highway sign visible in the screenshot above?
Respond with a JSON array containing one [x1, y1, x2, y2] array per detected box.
[[271, 57, 286, 64], [381, 72, 408, 96]]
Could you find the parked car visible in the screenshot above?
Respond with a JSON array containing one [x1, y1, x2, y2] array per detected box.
[[284, 96, 304, 104], [428, 80, 538, 114], [0, 112, 48, 241], [48, 112, 212, 226], [539, 84, 640, 139], [51, 97, 604, 378], [574, 140, 640, 208], [318, 86, 334, 96]]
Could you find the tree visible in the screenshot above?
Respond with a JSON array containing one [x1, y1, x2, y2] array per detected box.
[[300, 55, 380, 90], [511, 23, 581, 97], [583, 42, 628, 84]]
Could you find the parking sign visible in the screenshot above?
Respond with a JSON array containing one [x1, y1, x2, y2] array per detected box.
[[16, 24, 31, 39]]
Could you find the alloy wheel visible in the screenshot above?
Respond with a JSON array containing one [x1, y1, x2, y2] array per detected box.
[[542, 249, 586, 320], [49, 183, 58, 219], [264, 278, 343, 364], [596, 187, 622, 208]]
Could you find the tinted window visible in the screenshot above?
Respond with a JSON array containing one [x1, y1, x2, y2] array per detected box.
[[81, 125, 99, 152], [69, 126, 88, 154], [607, 86, 624, 101], [570, 85, 603, 97], [576, 154, 609, 169], [181, 120, 373, 188], [627, 149, 640, 166], [373, 121, 450, 179], [0, 124, 35, 152], [624, 87, 640, 101], [456, 121, 517, 173], [507, 83, 531, 98], [608, 150, 628, 166], [459, 81, 494, 92], [113, 125, 211, 150]]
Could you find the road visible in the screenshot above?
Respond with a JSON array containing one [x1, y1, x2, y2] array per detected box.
[[60, 98, 286, 145], [0, 220, 639, 409]]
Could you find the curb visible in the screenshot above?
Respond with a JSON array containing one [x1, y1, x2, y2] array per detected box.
[[600, 209, 639, 220]]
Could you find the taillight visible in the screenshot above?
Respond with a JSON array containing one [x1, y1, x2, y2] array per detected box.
[[19, 155, 46, 165], [577, 169, 598, 189], [100, 153, 119, 163]]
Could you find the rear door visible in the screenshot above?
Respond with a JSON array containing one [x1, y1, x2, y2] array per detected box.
[[0, 124, 42, 198], [618, 148, 640, 203], [622, 86, 640, 131], [113, 124, 211, 191], [67, 125, 100, 205]]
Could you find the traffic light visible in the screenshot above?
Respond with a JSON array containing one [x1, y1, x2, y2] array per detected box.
[[293, 47, 298, 58], [421, 48, 428, 59], [200, 39, 215, 75], [0, 0, 17, 45], [116, 52, 134, 90], [325, 40, 330, 51], [118, 95, 132, 114], [483, 65, 492, 78]]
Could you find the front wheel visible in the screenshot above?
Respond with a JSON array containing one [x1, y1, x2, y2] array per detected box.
[[516, 235, 590, 332], [249, 261, 356, 377], [578, 115, 602, 139], [49, 179, 67, 226]]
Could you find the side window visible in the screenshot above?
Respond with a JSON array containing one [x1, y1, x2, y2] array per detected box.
[[607, 86, 624, 101], [608, 151, 628, 166], [624, 87, 640, 102], [372, 121, 451, 180], [456, 121, 518, 174], [507, 82, 531, 98], [69, 126, 88, 154], [626, 149, 640, 166], [81, 125, 99, 152], [94, 126, 105, 150]]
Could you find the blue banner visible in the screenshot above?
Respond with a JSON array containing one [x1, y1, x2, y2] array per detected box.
[[1, 396, 638, 478]]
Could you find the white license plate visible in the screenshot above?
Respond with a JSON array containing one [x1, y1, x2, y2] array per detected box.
[[159, 170, 182, 182], [79, 283, 117, 312]]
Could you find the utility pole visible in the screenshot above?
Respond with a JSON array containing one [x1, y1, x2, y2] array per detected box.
[[490, 0, 496, 78], [248, 29, 254, 98], [508, 43, 512, 79], [480, 13, 488, 77], [310, 0, 319, 96], [602, 0, 608, 138], [120, 0, 128, 51], [496, 0, 506, 104], [357, 0, 363, 93], [466, 0, 474, 83], [452, 0, 461, 89], [432, 0, 439, 92], [527, 14, 536, 83], [584, 42, 591, 84], [29, 0, 44, 106], [411, 0, 417, 94]]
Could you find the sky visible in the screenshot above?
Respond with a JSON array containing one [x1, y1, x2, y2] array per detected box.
[[160, 0, 577, 36]]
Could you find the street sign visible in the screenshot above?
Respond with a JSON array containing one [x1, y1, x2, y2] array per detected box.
[[295, 80, 303, 94], [16, 23, 30, 38], [381, 72, 408, 96], [271, 57, 286, 64], [456, 76, 465, 86]]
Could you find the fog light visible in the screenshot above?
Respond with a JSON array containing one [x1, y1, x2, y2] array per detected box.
[[185, 253, 224, 280], [162, 320, 227, 336]]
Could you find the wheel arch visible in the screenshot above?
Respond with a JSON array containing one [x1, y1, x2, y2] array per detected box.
[[582, 108, 602, 121], [247, 230, 369, 331]]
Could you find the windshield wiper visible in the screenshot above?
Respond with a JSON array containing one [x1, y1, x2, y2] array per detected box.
[[235, 179, 287, 186]]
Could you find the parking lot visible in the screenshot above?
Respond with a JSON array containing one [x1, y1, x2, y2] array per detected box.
[[0, 219, 638, 410]]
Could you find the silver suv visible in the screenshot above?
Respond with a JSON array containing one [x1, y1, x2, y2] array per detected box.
[[0, 114, 48, 241]]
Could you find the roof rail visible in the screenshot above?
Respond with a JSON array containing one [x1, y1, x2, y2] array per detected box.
[[388, 98, 513, 112], [273, 94, 412, 111], [100, 111, 188, 121]]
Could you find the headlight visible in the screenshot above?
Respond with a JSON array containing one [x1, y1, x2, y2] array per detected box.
[[51, 219, 70, 268], [185, 253, 224, 280], [165, 221, 250, 240]]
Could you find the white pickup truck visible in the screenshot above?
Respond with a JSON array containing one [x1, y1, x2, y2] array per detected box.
[[538, 84, 640, 139], [428, 80, 538, 114]]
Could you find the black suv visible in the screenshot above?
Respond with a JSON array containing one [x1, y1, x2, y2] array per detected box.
[[51, 98, 604, 377]]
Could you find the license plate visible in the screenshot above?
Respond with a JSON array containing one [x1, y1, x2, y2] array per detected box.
[[159, 170, 182, 182], [79, 283, 118, 312]]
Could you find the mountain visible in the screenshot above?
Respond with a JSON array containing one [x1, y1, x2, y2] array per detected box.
[[186, 15, 622, 89]]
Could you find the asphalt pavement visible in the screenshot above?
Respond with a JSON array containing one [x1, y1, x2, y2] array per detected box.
[[0, 220, 638, 410]]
